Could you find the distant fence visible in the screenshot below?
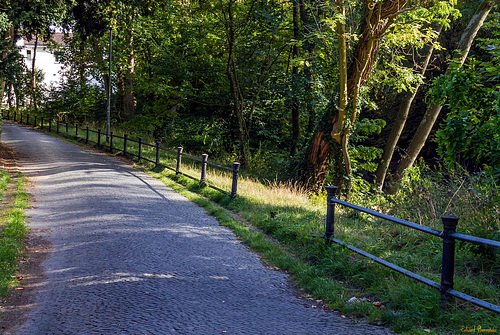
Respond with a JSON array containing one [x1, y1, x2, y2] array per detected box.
[[3, 111, 240, 199], [319, 186, 500, 314]]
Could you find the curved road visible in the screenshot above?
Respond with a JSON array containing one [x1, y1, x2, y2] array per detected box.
[[1, 122, 391, 334]]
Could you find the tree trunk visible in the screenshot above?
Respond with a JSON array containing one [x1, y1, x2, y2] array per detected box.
[[225, 0, 249, 166], [389, 0, 498, 192], [290, 0, 301, 155], [297, 0, 410, 191], [0, 26, 15, 105], [122, 26, 136, 121], [31, 34, 39, 111], [374, 24, 444, 191]]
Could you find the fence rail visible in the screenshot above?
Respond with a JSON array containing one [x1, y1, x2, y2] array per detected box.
[[322, 186, 500, 314], [3, 111, 240, 199]]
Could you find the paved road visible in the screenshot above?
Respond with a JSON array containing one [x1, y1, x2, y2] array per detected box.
[[1, 122, 392, 334]]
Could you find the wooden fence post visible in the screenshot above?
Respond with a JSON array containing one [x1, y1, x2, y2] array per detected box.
[[200, 154, 208, 186], [155, 141, 161, 166], [230, 162, 240, 199], [176, 147, 183, 175], [138, 138, 143, 162], [325, 186, 339, 244], [440, 215, 459, 305], [110, 131, 114, 154]]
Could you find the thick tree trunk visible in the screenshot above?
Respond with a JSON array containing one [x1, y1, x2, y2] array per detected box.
[[389, 0, 498, 192], [297, 0, 410, 191], [374, 24, 443, 190]]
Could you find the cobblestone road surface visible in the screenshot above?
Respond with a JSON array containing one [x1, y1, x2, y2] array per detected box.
[[1, 122, 392, 334]]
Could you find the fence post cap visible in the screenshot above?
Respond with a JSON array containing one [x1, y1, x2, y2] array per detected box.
[[441, 215, 459, 228], [326, 185, 339, 193]]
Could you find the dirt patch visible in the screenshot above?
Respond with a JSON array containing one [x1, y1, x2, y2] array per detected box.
[[0, 142, 52, 334]]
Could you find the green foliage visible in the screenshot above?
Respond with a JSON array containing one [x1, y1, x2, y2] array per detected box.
[[350, 118, 386, 173], [432, 37, 500, 180]]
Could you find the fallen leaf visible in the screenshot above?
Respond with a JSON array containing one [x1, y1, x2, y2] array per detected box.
[[15, 287, 24, 290], [373, 301, 383, 308], [17, 276, 23, 281], [424, 330, 431, 333], [340, 315, 346, 318]]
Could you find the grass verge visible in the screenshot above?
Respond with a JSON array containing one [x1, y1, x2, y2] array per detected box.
[[0, 171, 30, 297]]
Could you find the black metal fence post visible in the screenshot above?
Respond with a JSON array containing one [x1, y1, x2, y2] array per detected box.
[[176, 147, 183, 175], [123, 134, 128, 156], [48, 120, 52, 132], [110, 131, 114, 153], [75, 123, 79, 138], [155, 141, 160, 166], [56, 121, 60, 133], [230, 162, 240, 199], [66, 122, 68, 133], [97, 129, 101, 147], [440, 215, 459, 304], [86, 126, 89, 144], [6, 110, 9, 120], [200, 154, 208, 186], [26, 114, 30, 125], [13, 112, 16, 122], [138, 138, 142, 162], [34, 116, 37, 127], [325, 186, 339, 244], [19, 113, 22, 123], [41, 117, 44, 129]]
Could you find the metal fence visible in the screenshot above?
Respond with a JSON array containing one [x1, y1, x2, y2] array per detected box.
[[321, 185, 500, 314], [4, 111, 240, 199]]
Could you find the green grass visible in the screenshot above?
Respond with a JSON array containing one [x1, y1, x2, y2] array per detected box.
[[6, 113, 500, 333], [0, 171, 30, 297]]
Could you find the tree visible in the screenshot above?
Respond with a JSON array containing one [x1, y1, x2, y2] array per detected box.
[[389, 0, 499, 192], [374, 2, 460, 190], [295, 0, 423, 192], [432, 37, 500, 179]]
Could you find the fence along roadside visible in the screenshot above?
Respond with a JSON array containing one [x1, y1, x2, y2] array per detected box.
[[6, 111, 498, 313], [321, 185, 500, 314], [4, 111, 240, 199]]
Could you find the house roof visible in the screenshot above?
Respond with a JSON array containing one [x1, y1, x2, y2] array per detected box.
[[23, 33, 71, 47]]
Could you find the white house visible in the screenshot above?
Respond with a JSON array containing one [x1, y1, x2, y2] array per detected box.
[[16, 33, 67, 88]]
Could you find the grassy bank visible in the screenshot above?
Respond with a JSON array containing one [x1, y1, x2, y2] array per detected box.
[[5, 116, 500, 333], [150, 162, 499, 334], [0, 171, 30, 296]]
